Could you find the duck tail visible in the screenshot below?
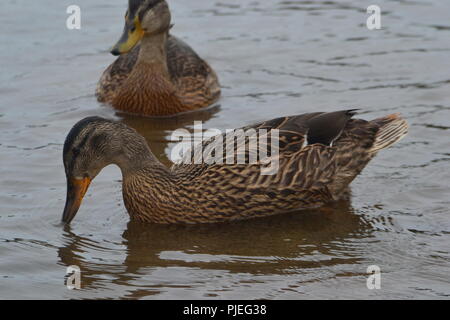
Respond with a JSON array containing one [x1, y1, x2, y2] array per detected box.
[[369, 113, 409, 154]]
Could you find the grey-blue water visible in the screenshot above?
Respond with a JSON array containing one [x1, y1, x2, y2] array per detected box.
[[0, 0, 449, 299]]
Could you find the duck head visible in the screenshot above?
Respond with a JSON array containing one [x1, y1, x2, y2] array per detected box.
[[61, 117, 150, 224], [110, 0, 171, 56]]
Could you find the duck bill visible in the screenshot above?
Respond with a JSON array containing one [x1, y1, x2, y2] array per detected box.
[[110, 16, 144, 56], [62, 177, 91, 224]]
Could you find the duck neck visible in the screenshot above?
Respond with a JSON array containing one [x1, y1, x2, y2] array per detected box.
[[114, 134, 170, 178], [136, 31, 170, 76], [114, 135, 180, 222]]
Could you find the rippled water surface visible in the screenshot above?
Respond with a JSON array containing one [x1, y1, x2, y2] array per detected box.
[[1, 0, 449, 299]]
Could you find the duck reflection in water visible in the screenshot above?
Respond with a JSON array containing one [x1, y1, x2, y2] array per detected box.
[[57, 198, 373, 298]]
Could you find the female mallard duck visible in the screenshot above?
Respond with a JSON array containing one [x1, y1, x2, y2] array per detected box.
[[61, 110, 408, 224], [96, 0, 221, 116]]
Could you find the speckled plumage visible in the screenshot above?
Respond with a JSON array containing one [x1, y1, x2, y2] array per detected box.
[[62, 111, 408, 224]]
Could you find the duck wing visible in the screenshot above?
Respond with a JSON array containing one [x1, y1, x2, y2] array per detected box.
[[166, 35, 221, 106], [172, 110, 355, 185], [175, 110, 356, 165]]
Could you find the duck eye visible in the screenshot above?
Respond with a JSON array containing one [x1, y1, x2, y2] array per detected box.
[[130, 25, 136, 32], [72, 148, 80, 157]]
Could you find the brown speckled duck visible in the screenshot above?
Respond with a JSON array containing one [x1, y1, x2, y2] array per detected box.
[[61, 110, 408, 224], [96, 0, 221, 116]]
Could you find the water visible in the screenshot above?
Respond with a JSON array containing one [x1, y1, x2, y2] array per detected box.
[[0, 0, 449, 299]]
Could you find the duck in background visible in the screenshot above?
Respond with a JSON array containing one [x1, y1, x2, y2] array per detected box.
[[96, 0, 221, 116]]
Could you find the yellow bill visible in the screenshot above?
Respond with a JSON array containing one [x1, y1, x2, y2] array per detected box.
[[110, 16, 144, 56]]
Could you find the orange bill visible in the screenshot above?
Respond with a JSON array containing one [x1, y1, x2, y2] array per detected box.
[[62, 177, 91, 224]]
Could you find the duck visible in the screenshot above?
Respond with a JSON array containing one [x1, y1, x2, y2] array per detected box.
[[61, 110, 408, 224], [96, 0, 221, 116]]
